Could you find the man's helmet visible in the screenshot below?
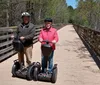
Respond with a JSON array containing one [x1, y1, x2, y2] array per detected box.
[[21, 12, 31, 18], [44, 18, 53, 22]]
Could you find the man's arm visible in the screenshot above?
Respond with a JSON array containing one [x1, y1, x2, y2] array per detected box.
[[11, 26, 19, 39]]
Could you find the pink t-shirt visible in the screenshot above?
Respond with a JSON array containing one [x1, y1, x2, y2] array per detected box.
[[38, 27, 59, 50]]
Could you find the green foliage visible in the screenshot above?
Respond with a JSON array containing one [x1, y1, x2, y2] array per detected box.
[[73, 0, 100, 29], [27, 0, 68, 24], [0, 0, 7, 26], [1, 0, 99, 30], [0, 0, 69, 26]]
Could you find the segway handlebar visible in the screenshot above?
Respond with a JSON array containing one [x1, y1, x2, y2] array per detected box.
[[42, 40, 52, 44]]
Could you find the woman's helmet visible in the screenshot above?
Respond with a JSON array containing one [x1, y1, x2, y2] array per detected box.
[[21, 12, 31, 18], [44, 18, 53, 22]]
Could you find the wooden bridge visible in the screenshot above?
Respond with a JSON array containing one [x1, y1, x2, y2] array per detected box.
[[0, 25, 100, 85]]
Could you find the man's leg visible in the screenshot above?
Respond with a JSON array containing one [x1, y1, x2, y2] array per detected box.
[[25, 46, 33, 66], [48, 51, 54, 72], [18, 52, 24, 66]]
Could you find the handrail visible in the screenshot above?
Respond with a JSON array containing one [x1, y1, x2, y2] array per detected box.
[[73, 24, 100, 68]]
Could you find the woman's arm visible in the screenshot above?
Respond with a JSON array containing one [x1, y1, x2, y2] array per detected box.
[[52, 30, 59, 44]]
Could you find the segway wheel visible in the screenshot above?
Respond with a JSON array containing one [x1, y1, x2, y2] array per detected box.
[[12, 62, 20, 77], [51, 67, 58, 83], [33, 67, 38, 81], [27, 65, 35, 80]]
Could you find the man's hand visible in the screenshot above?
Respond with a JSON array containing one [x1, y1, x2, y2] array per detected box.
[[20, 36, 25, 40], [11, 35, 14, 39], [52, 40, 56, 44]]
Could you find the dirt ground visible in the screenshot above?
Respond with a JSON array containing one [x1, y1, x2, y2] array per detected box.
[[0, 25, 100, 85]]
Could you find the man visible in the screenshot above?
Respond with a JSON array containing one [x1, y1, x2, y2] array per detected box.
[[38, 18, 59, 73], [11, 12, 35, 67]]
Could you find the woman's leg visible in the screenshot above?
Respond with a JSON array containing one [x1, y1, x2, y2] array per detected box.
[[48, 51, 54, 72], [42, 54, 48, 72]]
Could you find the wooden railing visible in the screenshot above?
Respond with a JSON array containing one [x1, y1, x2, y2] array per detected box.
[[0, 26, 41, 62], [73, 24, 100, 68]]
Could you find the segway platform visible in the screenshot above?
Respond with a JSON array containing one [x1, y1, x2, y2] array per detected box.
[[33, 62, 58, 83], [12, 60, 35, 80]]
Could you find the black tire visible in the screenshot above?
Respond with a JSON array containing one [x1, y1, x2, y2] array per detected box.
[[51, 67, 58, 83], [12, 62, 20, 77], [33, 67, 38, 81], [27, 65, 34, 80]]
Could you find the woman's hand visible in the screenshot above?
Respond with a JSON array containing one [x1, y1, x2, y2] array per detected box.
[[39, 38, 43, 43], [52, 40, 56, 44]]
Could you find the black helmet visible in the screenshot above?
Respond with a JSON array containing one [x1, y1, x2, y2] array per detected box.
[[21, 12, 31, 18], [44, 18, 53, 22]]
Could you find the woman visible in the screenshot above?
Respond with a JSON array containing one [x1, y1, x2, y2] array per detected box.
[[38, 18, 59, 73]]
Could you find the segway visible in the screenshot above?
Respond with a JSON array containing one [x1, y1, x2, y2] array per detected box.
[[33, 40, 58, 83], [11, 35, 35, 80]]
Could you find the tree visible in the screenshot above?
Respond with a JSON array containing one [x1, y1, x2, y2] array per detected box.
[[26, 0, 68, 24], [0, 0, 69, 27], [74, 0, 100, 30]]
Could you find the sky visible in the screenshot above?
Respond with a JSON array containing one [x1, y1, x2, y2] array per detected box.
[[66, 0, 77, 8]]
